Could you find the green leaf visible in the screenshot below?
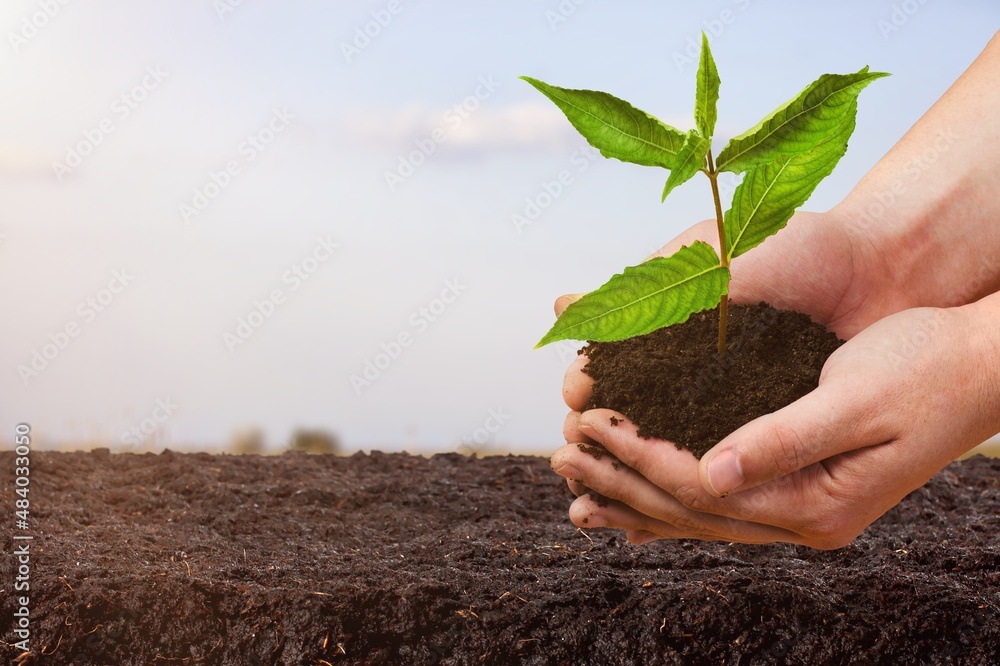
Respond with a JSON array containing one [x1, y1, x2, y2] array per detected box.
[[520, 76, 688, 169], [725, 105, 857, 260], [536, 242, 729, 347], [694, 32, 720, 141], [661, 130, 710, 202], [716, 68, 888, 173]]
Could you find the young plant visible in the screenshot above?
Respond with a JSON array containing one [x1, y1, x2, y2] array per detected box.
[[526, 35, 887, 353]]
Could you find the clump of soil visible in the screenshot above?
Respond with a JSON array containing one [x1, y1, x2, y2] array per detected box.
[[583, 302, 844, 458], [1, 450, 998, 665]]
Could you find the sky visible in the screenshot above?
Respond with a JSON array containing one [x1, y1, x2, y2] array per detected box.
[[1, 1, 998, 454]]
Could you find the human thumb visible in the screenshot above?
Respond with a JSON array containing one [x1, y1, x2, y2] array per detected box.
[[698, 381, 880, 497]]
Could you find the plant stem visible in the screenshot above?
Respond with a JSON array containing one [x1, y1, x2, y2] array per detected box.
[[706, 151, 729, 355]]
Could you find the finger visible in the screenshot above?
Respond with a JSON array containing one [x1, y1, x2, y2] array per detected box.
[[576, 408, 713, 505], [563, 411, 597, 444], [567, 493, 802, 546], [567, 479, 586, 496], [698, 377, 893, 497], [574, 409, 820, 531], [554, 293, 583, 317], [562, 354, 593, 411], [551, 441, 804, 544], [568, 493, 711, 538]]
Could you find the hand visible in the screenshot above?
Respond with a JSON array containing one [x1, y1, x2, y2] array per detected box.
[[550, 208, 1000, 548], [551, 299, 1000, 549]]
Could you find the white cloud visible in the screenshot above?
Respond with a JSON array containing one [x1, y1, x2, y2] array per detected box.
[[341, 102, 580, 156]]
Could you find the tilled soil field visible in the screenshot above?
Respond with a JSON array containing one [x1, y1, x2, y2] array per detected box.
[[1, 450, 998, 665]]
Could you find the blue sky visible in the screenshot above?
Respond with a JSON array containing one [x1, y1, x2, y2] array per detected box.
[[1, 1, 998, 453]]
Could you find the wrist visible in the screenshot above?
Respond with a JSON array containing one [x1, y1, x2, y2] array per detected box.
[[961, 292, 1000, 441], [833, 162, 1000, 311]]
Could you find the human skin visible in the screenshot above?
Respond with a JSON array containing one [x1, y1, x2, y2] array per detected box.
[[548, 31, 1000, 549]]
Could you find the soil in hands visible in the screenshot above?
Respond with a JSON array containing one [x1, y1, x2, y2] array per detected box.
[[582, 302, 844, 458]]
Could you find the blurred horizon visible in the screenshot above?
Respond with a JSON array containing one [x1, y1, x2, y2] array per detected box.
[[2, 1, 999, 454]]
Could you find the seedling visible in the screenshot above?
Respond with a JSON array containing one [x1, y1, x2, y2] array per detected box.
[[526, 35, 887, 353]]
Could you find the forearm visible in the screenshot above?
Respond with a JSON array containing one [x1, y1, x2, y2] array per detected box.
[[835, 30, 1000, 308]]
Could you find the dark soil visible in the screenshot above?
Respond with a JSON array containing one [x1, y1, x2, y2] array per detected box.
[[583, 302, 845, 458], [2, 450, 999, 665]]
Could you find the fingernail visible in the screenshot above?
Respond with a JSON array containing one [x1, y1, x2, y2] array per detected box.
[[554, 463, 582, 481], [707, 449, 744, 496], [584, 514, 607, 528], [578, 423, 604, 444]]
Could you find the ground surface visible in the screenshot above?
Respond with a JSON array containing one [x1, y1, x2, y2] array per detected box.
[[1, 450, 998, 665], [584, 303, 844, 458]]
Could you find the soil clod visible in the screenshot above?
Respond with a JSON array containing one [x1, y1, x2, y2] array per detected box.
[[583, 302, 843, 458]]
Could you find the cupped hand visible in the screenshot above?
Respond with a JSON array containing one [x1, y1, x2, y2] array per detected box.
[[551, 210, 996, 548], [553, 302, 1000, 549]]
